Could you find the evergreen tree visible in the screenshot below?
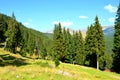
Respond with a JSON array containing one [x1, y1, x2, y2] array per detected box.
[[113, 3, 120, 73], [64, 28, 73, 63], [53, 23, 64, 67], [75, 30, 85, 65], [5, 19, 21, 53], [104, 53, 113, 69], [27, 35, 35, 54], [62, 27, 67, 62], [0, 14, 7, 43], [20, 28, 29, 55], [85, 16, 106, 70], [12, 12, 16, 20], [40, 42, 47, 59], [94, 16, 106, 70], [70, 31, 77, 64], [85, 25, 97, 67]]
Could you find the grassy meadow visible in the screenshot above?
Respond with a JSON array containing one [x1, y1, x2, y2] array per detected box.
[[0, 48, 120, 80]]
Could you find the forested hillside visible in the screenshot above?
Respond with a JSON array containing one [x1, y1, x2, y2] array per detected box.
[[0, 13, 53, 59], [103, 27, 114, 54]]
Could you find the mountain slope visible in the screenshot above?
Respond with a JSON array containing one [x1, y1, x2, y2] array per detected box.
[[103, 26, 114, 54], [0, 13, 52, 55], [44, 33, 53, 40], [103, 26, 114, 36]]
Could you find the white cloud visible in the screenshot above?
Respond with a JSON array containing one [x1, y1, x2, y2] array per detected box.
[[79, 16, 88, 19], [53, 21, 73, 27], [108, 17, 115, 23], [23, 19, 33, 27], [23, 22, 30, 26], [104, 4, 117, 13]]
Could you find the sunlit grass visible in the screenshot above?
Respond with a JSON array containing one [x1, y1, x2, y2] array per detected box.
[[0, 60, 120, 80], [0, 48, 120, 80]]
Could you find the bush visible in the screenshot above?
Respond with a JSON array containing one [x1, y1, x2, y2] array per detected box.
[[55, 59, 60, 67]]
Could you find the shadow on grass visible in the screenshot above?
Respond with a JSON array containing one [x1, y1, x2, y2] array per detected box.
[[0, 54, 28, 67], [35, 61, 49, 67], [0, 44, 4, 48], [34, 60, 55, 68]]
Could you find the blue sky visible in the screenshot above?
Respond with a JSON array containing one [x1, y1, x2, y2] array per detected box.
[[0, 0, 118, 32]]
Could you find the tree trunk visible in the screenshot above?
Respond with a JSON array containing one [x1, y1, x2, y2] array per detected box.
[[97, 60, 99, 70], [4, 40, 7, 50]]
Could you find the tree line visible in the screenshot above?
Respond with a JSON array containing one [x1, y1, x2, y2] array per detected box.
[[52, 16, 109, 70]]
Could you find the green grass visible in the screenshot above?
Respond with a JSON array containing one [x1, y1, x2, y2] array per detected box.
[[0, 48, 120, 80]]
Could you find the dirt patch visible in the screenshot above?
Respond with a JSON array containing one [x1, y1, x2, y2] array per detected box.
[[58, 70, 72, 77]]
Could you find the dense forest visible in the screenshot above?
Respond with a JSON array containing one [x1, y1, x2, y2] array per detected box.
[[0, 13, 53, 59], [0, 3, 120, 73]]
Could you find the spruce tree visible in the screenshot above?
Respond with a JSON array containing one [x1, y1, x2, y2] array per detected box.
[[40, 42, 47, 59], [75, 30, 85, 65], [70, 31, 77, 64], [53, 23, 64, 67], [85, 25, 97, 67], [28, 35, 35, 54], [0, 14, 7, 43], [113, 3, 120, 73], [85, 16, 106, 69], [5, 19, 21, 53], [94, 16, 106, 70], [62, 27, 67, 62], [64, 28, 73, 63], [12, 12, 16, 20]]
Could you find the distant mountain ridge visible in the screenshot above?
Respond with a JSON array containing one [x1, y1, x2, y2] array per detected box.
[[45, 26, 114, 37], [103, 26, 114, 54], [103, 26, 114, 36]]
